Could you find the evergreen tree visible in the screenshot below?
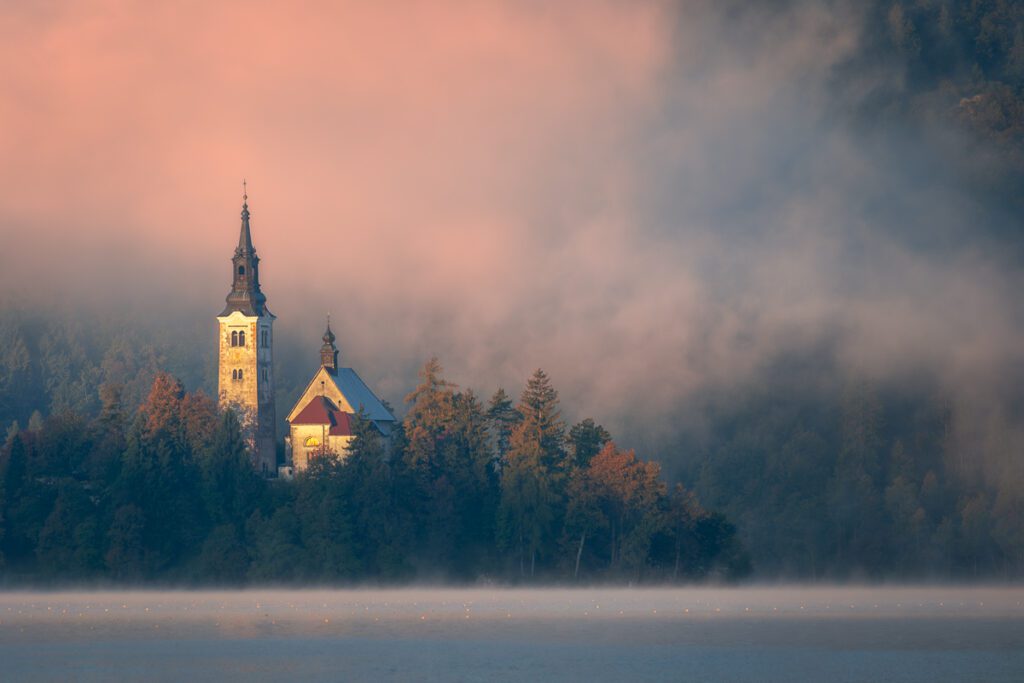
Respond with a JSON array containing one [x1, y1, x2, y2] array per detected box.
[[487, 388, 520, 465], [666, 484, 704, 580], [567, 418, 611, 468], [344, 412, 413, 579], [36, 482, 97, 578], [91, 383, 127, 481], [563, 463, 606, 579], [198, 524, 250, 584], [294, 449, 358, 580], [401, 358, 459, 572], [403, 357, 457, 470], [105, 504, 146, 580], [444, 390, 499, 575], [246, 507, 303, 582], [498, 369, 567, 578], [200, 409, 264, 530]]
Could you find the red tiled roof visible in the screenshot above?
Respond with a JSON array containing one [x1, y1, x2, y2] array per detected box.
[[289, 396, 355, 436]]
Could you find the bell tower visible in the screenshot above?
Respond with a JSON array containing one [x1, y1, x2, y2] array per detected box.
[[217, 183, 277, 475], [320, 317, 339, 371]]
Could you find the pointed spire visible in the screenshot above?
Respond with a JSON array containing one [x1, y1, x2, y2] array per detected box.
[[323, 313, 336, 346], [321, 314, 339, 371], [237, 178, 254, 254], [221, 182, 270, 317]]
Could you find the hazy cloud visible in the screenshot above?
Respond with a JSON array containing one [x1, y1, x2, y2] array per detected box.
[[2, 0, 1021, 456]]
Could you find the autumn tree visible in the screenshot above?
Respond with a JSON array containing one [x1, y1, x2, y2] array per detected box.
[[586, 443, 666, 579], [401, 358, 458, 570], [498, 369, 567, 578]]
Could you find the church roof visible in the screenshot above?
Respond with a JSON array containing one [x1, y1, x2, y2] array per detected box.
[[328, 367, 396, 424], [290, 396, 355, 436], [220, 190, 271, 318]]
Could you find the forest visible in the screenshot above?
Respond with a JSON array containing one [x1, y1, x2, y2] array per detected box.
[[1, 305, 1023, 583], [0, 349, 747, 585]]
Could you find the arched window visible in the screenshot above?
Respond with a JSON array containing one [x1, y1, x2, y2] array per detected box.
[[231, 369, 237, 380], [231, 330, 238, 346], [239, 331, 246, 347], [238, 265, 245, 275], [238, 369, 243, 381], [304, 437, 320, 448]]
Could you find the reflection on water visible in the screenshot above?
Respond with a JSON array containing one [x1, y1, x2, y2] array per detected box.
[[0, 587, 1021, 682]]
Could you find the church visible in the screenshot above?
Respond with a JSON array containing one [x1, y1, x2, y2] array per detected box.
[[282, 319, 396, 474], [216, 189, 395, 477]]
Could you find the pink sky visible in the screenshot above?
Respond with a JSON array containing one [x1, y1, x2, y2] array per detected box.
[[0, 1, 679, 426], [2, 1, 1021, 453]]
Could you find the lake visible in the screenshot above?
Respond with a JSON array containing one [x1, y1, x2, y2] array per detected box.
[[0, 586, 1021, 681]]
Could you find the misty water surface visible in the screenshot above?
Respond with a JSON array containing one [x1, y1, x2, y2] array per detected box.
[[0, 586, 1021, 682]]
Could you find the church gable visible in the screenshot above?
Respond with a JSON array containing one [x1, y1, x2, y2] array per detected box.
[[286, 366, 354, 422], [290, 396, 355, 436], [286, 365, 394, 425]]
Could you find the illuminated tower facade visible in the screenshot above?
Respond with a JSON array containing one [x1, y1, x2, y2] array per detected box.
[[217, 186, 277, 475]]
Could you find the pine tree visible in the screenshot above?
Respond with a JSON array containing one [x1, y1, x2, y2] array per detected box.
[[246, 507, 304, 582], [201, 409, 264, 529], [497, 369, 567, 578], [563, 464, 606, 579], [517, 369, 566, 467], [198, 524, 250, 584], [403, 357, 456, 471], [487, 388, 520, 465], [444, 390, 498, 575], [667, 484, 705, 580], [90, 383, 126, 481], [295, 450, 357, 580], [344, 412, 413, 578], [567, 418, 611, 468], [105, 504, 146, 580], [401, 358, 461, 572]]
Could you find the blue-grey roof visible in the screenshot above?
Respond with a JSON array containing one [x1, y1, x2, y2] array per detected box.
[[330, 367, 395, 424]]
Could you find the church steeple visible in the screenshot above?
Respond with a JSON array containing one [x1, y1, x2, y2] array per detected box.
[[216, 182, 277, 478], [221, 182, 269, 317], [237, 180, 255, 253], [321, 315, 339, 371]]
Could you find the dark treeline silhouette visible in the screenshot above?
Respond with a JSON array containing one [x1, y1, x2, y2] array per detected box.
[[683, 372, 1024, 581], [0, 363, 746, 585], [2, 307, 1024, 581]]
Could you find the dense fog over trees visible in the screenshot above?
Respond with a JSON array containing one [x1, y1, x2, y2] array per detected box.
[[1, 309, 1022, 581], [0, 361, 745, 585]]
